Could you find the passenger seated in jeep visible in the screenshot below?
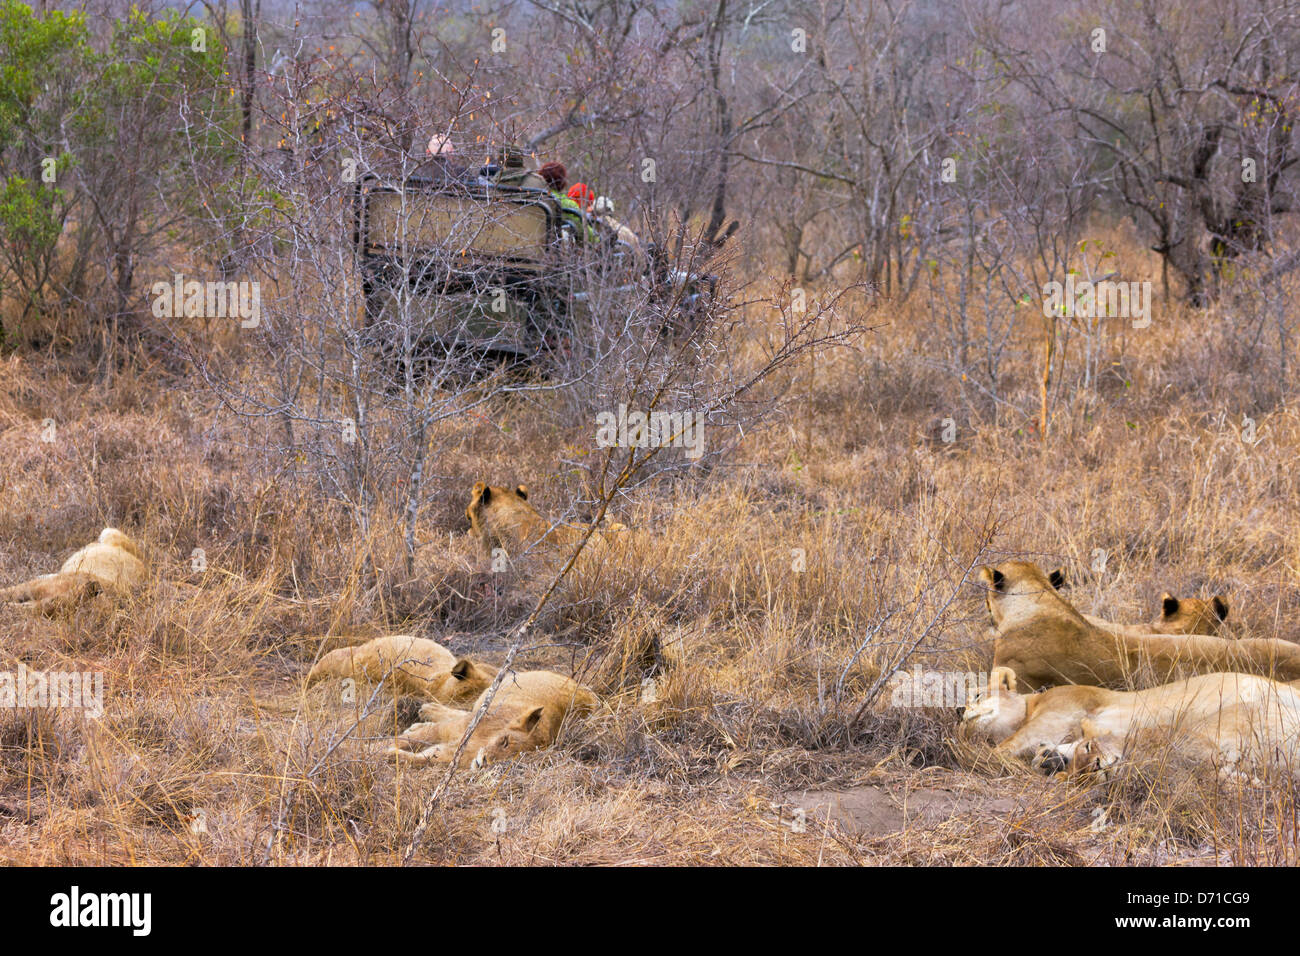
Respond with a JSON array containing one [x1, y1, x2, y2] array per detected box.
[[481, 147, 548, 190], [419, 132, 473, 184], [567, 182, 595, 209], [565, 183, 644, 266], [538, 162, 596, 242]]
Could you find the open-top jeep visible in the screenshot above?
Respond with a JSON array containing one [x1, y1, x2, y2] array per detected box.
[[353, 148, 713, 377]]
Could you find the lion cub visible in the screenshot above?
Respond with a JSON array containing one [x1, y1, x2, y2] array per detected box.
[[388, 670, 599, 766], [982, 560, 1300, 691], [306, 635, 494, 705], [465, 481, 626, 561], [0, 527, 145, 613], [1047, 568, 1229, 636], [964, 665, 1300, 779]]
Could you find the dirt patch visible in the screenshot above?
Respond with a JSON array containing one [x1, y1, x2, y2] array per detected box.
[[785, 784, 1022, 838]]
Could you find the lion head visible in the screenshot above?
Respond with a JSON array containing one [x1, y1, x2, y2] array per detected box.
[[977, 560, 1083, 631], [961, 666, 1026, 742], [1155, 593, 1229, 635], [465, 481, 547, 557], [430, 657, 496, 705]]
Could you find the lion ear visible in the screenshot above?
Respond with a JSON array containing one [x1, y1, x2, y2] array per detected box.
[[450, 659, 473, 680], [1212, 596, 1229, 622], [1048, 568, 1067, 590], [511, 706, 544, 734], [978, 566, 1004, 589], [990, 666, 1016, 694], [514, 485, 528, 500], [472, 482, 490, 506], [1161, 594, 1180, 618]]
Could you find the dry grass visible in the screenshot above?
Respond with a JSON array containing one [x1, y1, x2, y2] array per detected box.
[[2, 232, 1299, 865]]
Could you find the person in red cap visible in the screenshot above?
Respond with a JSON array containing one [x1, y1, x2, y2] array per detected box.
[[568, 182, 639, 256], [540, 166, 596, 241], [567, 182, 595, 209]]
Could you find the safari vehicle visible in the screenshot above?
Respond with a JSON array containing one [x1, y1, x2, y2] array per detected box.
[[353, 149, 714, 377]]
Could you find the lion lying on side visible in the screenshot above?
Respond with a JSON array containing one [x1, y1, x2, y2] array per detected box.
[[0, 527, 145, 613], [1046, 568, 1229, 636], [388, 670, 599, 767], [306, 635, 495, 705], [982, 560, 1300, 691], [465, 482, 627, 562], [963, 666, 1300, 779]]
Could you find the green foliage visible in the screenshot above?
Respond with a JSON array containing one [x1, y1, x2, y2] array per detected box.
[[0, 2, 240, 341], [0, 0, 90, 338], [0, 0, 88, 143]]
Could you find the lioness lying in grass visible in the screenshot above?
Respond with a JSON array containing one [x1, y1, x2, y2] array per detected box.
[[388, 669, 599, 767], [982, 560, 1300, 691], [465, 481, 626, 562], [306, 635, 495, 705], [964, 665, 1300, 780], [0, 527, 145, 613]]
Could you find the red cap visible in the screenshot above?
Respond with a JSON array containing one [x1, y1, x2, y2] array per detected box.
[[567, 183, 595, 207]]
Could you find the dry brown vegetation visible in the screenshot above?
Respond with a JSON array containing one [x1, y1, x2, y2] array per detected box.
[[3, 224, 1300, 866], [5, 0, 1300, 868]]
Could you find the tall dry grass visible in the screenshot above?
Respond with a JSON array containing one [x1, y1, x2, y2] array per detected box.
[[1, 228, 1299, 865]]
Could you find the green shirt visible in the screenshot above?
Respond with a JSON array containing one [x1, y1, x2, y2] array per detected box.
[[553, 191, 598, 243]]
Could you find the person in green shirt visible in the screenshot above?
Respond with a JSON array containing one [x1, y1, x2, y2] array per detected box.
[[538, 162, 597, 243]]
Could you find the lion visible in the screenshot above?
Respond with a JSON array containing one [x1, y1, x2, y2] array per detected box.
[[963, 665, 1300, 779], [306, 635, 494, 705], [388, 669, 599, 767], [0, 527, 145, 613], [465, 481, 626, 562], [1046, 568, 1229, 636], [981, 560, 1300, 691], [1148, 593, 1230, 635]]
